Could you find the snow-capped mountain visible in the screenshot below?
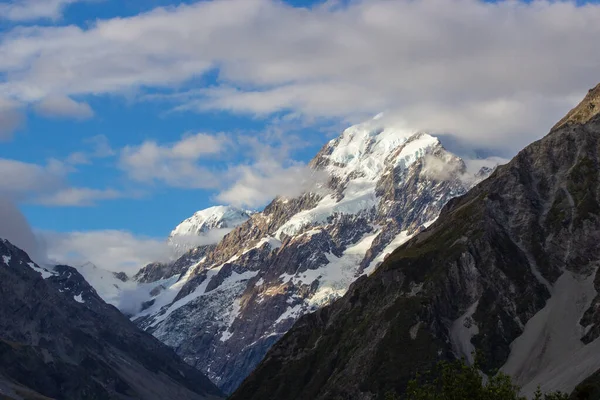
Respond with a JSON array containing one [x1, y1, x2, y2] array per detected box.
[[130, 116, 497, 393], [229, 83, 600, 400], [170, 206, 252, 237], [168, 206, 252, 253], [133, 206, 252, 285]]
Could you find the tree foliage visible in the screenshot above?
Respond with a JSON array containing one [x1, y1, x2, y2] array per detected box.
[[385, 359, 569, 400]]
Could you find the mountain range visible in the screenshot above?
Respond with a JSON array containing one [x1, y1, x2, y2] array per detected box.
[[119, 117, 497, 393], [5, 84, 599, 400], [229, 83, 600, 399]]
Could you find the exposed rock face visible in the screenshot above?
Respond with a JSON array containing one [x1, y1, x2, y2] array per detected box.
[[229, 86, 600, 400], [134, 118, 495, 393], [553, 82, 600, 130], [0, 239, 223, 400], [134, 245, 215, 283]]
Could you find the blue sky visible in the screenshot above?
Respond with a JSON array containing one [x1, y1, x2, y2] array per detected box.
[[2, 0, 331, 236], [1, 0, 599, 270]]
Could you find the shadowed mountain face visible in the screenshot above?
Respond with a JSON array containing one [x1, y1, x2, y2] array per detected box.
[[0, 239, 223, 400], [230, 84, 600, 400]]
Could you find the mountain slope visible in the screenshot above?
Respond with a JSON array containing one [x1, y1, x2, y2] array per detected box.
[[133, 118, 496, 393], [0, 238, 223, 400], [229, 84, 600, 400]]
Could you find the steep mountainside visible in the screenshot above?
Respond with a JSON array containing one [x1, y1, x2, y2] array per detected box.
[[0, 239, 223, 400], [229, 84, 600, 400], [132, 117, 496, 393]]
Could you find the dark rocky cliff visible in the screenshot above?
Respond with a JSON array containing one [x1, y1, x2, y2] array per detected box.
[[0, 239, 223, 400]]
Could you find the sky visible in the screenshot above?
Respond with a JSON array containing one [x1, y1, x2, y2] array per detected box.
[[1, 0, 600, 272]]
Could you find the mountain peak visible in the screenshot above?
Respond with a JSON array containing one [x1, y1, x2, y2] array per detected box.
[[169, 205, 252, 239], [552, 82, 600, 131], [312, 116, 439, 182]]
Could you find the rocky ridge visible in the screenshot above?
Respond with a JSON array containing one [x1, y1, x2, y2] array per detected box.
[[229, 84, 600, 400], [0, 238, 223, 400]]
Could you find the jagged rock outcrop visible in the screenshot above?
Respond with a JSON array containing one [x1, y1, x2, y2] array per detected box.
[[133, 118, 496, 393], [0, 239, 223, 400], [134, 245, 215, 283], [229, 85, 600, 400]]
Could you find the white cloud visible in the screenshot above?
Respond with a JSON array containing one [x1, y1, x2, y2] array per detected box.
[[34, 95, 94, 120], [64, 134, 115, 165], [41, 229, 171, 273], [0, 157, 124, 207], [35, 187, 122, 206], [464, 156, 510, 175], [119, 132, 228, 188], [0, 98, 23, 140], [0, 0, 599, 151], [117, 127, 325, 208], [217, 160, 324, 208], [0, 158, 65, 199], [0, 0, 84, 21]]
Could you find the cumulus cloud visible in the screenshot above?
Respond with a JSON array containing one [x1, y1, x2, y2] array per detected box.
[[34, 96, 94, 120], [422, 153, 508, 184], [421, 154, 465, 182], [41, 229, 171, 273], [0, 158, 66, 200], [116, 126, 326, 208], [217, 160, 325, 208], [0, 0, 599, 152], [119, 132, 228, 188], [0, 0, 84, 21]]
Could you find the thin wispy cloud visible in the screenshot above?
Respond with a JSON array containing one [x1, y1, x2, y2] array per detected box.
[[41, 229, 172, 273], [36, 187, 122, 207], [34, 95, 94, 120], [0, 0, 86, 21]]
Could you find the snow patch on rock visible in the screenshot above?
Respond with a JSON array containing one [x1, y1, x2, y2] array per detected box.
[[409, 321, 422, 340], [365, 230, 414, 275], [450, 300, 480, 365], [502, 271, 597, 396]]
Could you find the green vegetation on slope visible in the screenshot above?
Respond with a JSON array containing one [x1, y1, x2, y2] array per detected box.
[[384, 359, 568, 400]]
